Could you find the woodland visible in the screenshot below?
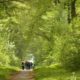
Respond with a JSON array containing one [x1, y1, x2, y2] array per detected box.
[[0, 0, 80, 80]]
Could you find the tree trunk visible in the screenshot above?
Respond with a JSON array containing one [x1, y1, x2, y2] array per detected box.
[[71, 0, 76, 19], [68, 1, 71, 23], [67, 0, 76, 23], [54, 0, 60, 5]]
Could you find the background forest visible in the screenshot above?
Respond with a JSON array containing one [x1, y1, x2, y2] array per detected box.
[[0, 0, 80, 80]]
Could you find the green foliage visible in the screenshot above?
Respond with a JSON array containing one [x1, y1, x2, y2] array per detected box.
[[9, 54, 21, 66], [60, 40, 80, 71], [0, 53, 10, 66], [35, 66, 80, 80], [60, 17, 80, 71], [0, 0, 80, 72], [0, 66, 20, 80], [35, 66, 71, 80]]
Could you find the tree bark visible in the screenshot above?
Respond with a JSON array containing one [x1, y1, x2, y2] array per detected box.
[[71, 0, 76, 19], [54, 0, 60, 5], [67, 0, 76, 23], [68, 1, 71, 23]]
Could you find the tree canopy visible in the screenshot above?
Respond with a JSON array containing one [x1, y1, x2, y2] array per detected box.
[[0, 0, 80, 71]]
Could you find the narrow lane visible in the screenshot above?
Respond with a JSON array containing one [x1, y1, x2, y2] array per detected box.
[[10, 69, 35, 80]]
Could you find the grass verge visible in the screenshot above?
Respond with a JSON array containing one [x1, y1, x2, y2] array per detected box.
[[35, 65, 80, 80], [0, 66, 20, 80]]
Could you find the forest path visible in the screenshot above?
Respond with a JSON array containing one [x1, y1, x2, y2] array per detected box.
[[10, 69, 35, 80]]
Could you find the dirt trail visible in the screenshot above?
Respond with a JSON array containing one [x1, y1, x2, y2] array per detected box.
[[10, 70, 35, 80]]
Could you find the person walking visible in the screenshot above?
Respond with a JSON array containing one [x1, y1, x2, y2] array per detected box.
[[21, 61, 25, 70]]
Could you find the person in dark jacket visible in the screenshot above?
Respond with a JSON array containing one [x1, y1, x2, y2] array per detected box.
[[21, 61, 25, 70], [26, 61, 34, 69]]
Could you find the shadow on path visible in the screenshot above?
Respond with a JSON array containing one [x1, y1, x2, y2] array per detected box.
[[10, 69, 35, 80]]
